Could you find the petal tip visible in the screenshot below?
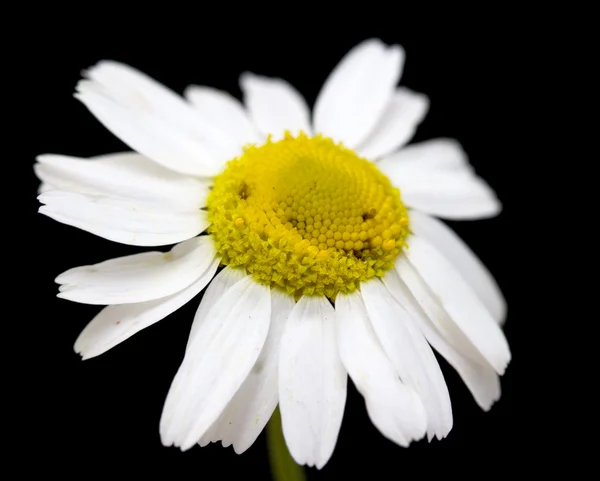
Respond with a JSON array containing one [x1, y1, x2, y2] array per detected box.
[[239, 71, 257, 89], [55, 291, 68, 300], [359, 37, 385, 50], [387, 43, 405, 62], [179, 438, 197, 452], [35, 153, 52, 164], [75, 79, 94, 94], [74, 340, 98, 361], [231, 442, 248, 455], [182, 84, 199, 100]]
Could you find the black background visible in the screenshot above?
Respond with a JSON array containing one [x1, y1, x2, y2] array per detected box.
[[20, 9, 529, 478]]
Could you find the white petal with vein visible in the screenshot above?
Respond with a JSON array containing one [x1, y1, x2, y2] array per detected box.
[[409, 210, 506, 324], [313, 39, 404, 147], [38, 190, 207, 247], [56, 236, 215, 305], [240, 73, 312, 138], [361, 279, 452, 440], [384, 268, 501, 410], [160, 276, 271, 450], [35, 152, 209, 210], [186, 266, 247, 350], [378, 139, 501, 220], [335, 292, 427, 446], [404, 235, 510, 374], [74, 256, 219, 359], [77, 61, 237, 176], [380, 138, 469, 172], [279, 296, 346, 469], [357, 87, 429, 160], [201, 290, 295, 453], [185, 85, 260, 147]]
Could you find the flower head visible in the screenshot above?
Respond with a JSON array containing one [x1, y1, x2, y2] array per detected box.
[[208, 132, 410, 298], [36, 38, 509, 468]]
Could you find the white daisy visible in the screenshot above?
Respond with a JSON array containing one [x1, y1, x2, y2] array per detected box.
[[36, 38, 510, 468]]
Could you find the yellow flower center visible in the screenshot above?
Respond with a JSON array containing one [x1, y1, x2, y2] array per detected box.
[[207, 132, 409, 299]]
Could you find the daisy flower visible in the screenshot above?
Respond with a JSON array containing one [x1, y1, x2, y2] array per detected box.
[[36, 38, 510, 468]]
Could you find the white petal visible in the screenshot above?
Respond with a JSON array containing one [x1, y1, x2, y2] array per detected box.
[[313, 39, 404, 148], [192, 267, 251, 447], [361, 279, 453, 441], [201, 290, 295, 453], [38, 190, 207, 247], [38, 182, 53, 194], [35, 152, 209, 210], [278, 296, 346, 469], [357, 88, 429, 160], [240, 73, 311, 138], [378, 139, 501, 220], [76, 61, 237, 177], [335, 292, 427, 446], [403, 235, 511, 374], [56, 236, 216, 305], [74, 257, 220, 359], [400, 174, 501, 220], [185, 85, 260, 147], [409, 210, 506, 324], [380, 138, 469, 172], [396, 259, 493, 370], [383, 268, 501, 410], [85, 63, 240, 159], [186, 266, 247, 350], [160, 276, 271, 450]]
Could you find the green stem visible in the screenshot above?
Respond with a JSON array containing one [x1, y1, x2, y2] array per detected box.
[[267, 407, 306, 481]]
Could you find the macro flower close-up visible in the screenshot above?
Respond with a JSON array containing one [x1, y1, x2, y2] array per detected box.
[[35, 37, 510, 471]]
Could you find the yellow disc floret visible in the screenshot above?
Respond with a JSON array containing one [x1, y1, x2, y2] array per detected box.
[[207, 132, 409, 299]]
